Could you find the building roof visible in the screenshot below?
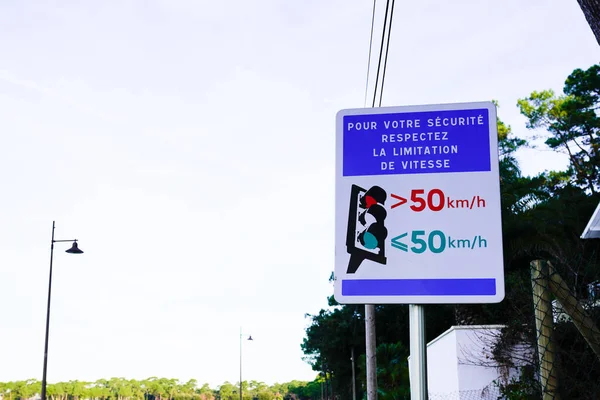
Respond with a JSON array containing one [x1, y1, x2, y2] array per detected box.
[[408, 324, 507, 361], [581, 201, 600, 239]]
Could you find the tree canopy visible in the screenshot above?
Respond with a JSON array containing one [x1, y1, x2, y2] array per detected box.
[[0, 378, 322, 400]]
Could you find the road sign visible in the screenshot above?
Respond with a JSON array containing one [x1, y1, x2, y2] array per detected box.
[[335, 102, 504, 304]]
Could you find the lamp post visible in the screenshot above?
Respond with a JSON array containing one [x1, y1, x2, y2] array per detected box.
[[41, 221, 84, 400], [239, 327, 253, 400]]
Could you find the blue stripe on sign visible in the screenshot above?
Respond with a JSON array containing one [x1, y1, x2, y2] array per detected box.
[[342, 278, 496, 296]]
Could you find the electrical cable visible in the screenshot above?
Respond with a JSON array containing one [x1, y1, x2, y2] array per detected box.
[[371, 0, 391, 108], [364, 0, 378, 107], [377, 0, 395, 107]]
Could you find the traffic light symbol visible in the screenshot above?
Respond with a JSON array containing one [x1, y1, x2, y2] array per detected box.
[[357, 203, 387, 249], [346, 184, 388, 274]]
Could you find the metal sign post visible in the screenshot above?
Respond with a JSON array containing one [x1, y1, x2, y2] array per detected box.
[[409, 305, 428, 400]]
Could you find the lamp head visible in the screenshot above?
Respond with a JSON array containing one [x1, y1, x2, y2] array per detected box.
[[65, 241, 84, 254]]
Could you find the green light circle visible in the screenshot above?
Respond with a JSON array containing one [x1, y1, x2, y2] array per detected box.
[[363, 232, 378, 249]]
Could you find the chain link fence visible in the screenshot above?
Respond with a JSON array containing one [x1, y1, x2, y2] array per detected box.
[[523, 260, 600, 399], [447, 259, 600, 399]]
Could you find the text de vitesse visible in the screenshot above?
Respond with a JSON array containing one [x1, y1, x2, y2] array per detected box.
[[373, 142, 459, 171]]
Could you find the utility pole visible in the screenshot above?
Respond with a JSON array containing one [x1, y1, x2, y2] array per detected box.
[[351, 347, 357, 400], [365, 304, 377, 400], [240, 327, 243, 400], [239, 328, 253, 400], [320, 380, 324, 400]]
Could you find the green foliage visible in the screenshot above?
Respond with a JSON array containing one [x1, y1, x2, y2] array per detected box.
[[301, 304, 364, 399], [4, 380, 41, 400], [495, 102, 526, 158], [492, 63, 600, 396], [0, 379, 320, 400], [494, 365, 541, 400], [358, 342, 409, 400], [518, 64, 600, 193]]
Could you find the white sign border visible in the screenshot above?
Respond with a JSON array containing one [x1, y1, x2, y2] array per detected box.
[[334, 101, 505, 305]]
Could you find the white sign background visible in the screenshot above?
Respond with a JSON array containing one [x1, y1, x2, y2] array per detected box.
[[334, 102, 505, 304]]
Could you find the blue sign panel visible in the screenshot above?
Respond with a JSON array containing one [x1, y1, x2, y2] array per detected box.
[[342, 278, 497, 296], [343, 108, 491, 177]]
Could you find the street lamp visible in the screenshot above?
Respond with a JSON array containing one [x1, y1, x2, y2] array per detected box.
[[239, 327, 253, 400], [41, 221, 84, 400]]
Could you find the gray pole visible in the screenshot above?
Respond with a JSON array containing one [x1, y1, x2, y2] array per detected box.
[[351, 347, 356, 400], [40, 222, 82, 400], [41, 221, 56, 400], [365, 304, 377, 400], [409, 305, 428, 400], [320, 381, 323, 400], [239, 327, 243, 400]]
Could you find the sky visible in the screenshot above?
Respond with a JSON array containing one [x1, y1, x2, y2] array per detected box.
[[0, 0, 599, 389]]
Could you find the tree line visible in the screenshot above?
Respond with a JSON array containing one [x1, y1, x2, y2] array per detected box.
[[0, 378, 323, 400], [301, 63, 600, 399]]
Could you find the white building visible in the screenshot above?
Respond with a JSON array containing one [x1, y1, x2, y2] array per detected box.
[[581, 200, 600, 239], [408, 325, 530, 400]]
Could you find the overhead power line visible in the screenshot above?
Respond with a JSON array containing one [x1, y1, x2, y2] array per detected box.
[[365, 0, 396, 108], [377, 0, 396, 107], [371, 0, 391, 108], [364, 0, 378, 107]]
